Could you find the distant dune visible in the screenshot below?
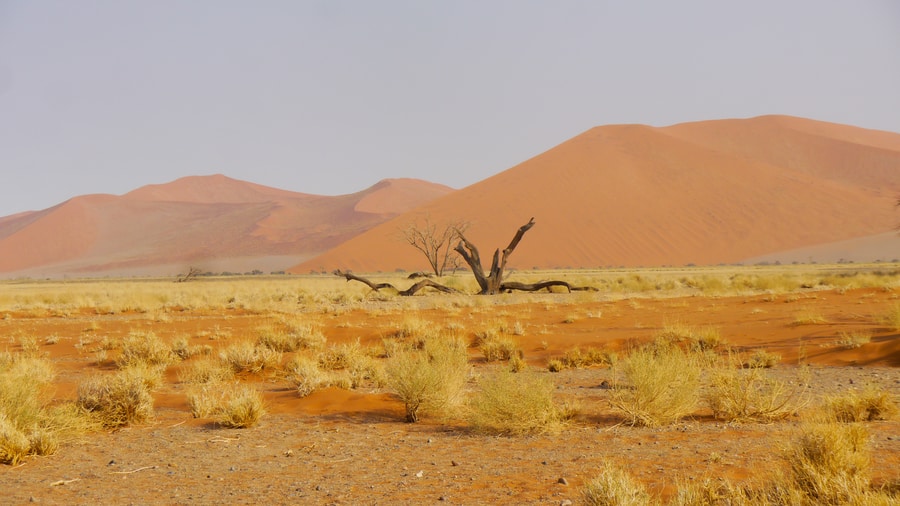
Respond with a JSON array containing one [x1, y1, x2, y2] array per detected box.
[[291, 115, 900, 274], [0, 175, 453, 278]]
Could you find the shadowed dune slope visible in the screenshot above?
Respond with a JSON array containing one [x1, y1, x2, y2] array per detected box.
[[292, 115, 900, 273], [0, 175, 453, 277]]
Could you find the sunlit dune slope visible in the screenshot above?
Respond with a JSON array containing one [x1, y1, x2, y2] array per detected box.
[[292, 115, 900, 273], [0, 175, 453, 277]]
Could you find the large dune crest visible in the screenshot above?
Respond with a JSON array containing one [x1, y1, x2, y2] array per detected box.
[[0, 175, 453, 277], [291, 115, 900, 274]]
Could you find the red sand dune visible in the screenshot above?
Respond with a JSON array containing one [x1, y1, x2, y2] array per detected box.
[[0, 175, 453, 277], [291, 115, 900, 274]]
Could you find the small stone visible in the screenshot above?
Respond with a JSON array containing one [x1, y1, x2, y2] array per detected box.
[[439, 496, 448, 502], [561, 500, 574, 506], [451, 460, 459, 467], [427, 438, 433, 444], [558, 477, 569, 485], [284, 449, 294, 457], [29, 497, 39, 503], [415, 470, 424, 478], [229, 466, 237, 472]]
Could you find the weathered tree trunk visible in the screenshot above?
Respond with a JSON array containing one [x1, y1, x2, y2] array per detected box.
[[454, 217, 535, 295]]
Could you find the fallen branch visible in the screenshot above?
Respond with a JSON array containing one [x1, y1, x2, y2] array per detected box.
[[499, 280, 598, 293], [109, 465, 158, 475], [50, 478, 80, 486], [333, 270, 461, 296]]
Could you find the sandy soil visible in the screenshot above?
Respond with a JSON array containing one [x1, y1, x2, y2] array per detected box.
[[2, 286, 899, 505]]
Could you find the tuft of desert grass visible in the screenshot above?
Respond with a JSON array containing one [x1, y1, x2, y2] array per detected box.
[[881, 303, 900, 331], [581, 461, 657, 506], [704, 355, 806, 423], [179, 357, 235, 384], [0, 356, 95, 464], [220, 341, 282, 374], [214, 385, 266, 428], [792, 309, 828, 326], [554, 346, 615, 371], [785, 422, 871, 504], [821, 385, 898, 423], [742, 349, 781, 369], [477, 332, 522, 362], [467, 368, 573, 436], [610, 342, 701, 427], [170, 335, 210, 360], [285, 355, 328, 397], [117, 331, 177, 368], [386, 337, 469, 422], [76, 371, 155, 428], [834, 330, 872, 349], [257, 322, 326, 352], [317, 341, 385, 389]]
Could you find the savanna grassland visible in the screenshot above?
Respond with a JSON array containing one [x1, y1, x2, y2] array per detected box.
[[1, 264, 899, 505]]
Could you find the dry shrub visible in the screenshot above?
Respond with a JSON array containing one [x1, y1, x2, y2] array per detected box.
[[0, 356, 98, 465], [479, 334, 522, 362], [835, 330, 872, 349], [117, 331, 177, 368], [386, 337, 469, 422], [76, 371, 155, 428], [467, 369, 573, 436], [785, 422, 871, 504], [881, 304, 900, 331], [178, 357, 235, 384], [822, 385, 898, 423], [581, 462, 656, 506], [705, 356, 806, 423], [742, 349, 781, 369], [220, 341, 281, 373], [558, 346, 615, 370], [257, 323, 326, 352], [186, 384, 221, 418], [317, 341, 385, 389], [170, 335, 210, 360], [285, 355, 328, 397], [215, 385, 266, 428], [610, 343, 701, 427]]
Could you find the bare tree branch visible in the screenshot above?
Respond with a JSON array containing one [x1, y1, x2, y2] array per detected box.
[[333, 270, 461, 296]]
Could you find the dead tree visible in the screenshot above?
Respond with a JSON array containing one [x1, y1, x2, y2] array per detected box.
[[175, 266, 202, 283], [335, 218, 596, 295], [454, 217, 535, 295], [402, 217, 468, 277]]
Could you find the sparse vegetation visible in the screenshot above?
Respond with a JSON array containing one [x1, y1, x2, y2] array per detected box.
[[214, 385, 266, 428], [610, 342, 701, 427], [76, 371, 155, 428], [582, 461, 655, 506], [220, 341, 282, 374], [467, 368, 573, 435], [705, 355, 806, 422], [821, 385, 897, 422], [385, 337, 469, 422]]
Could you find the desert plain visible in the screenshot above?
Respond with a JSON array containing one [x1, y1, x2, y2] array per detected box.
[[1, 265, 899, 505]]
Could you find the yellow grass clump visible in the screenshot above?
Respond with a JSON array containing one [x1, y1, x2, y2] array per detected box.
[[386, 337, 469, 422], [581, 461, 656, 506], [704, 356, 806, 423], [467, 369, 573, 436], [610, 343, 701, 427], [821, 385, 898, 423], [76, 370, 155, 428]]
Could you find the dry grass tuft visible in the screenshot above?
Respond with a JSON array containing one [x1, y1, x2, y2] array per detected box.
[[705, 356, 806, 423], [581, 461, 656, 506], [117, 331, 177, 368], [220, 341, 282, 374], [386, 337, 469, 422], [76, 371, 155, 428], [214, 385, 266, 428], [477, 332, 522, 362], [178, 357, 235, 384], [742, 349, 781, 369], [257, 322, 326, 352], [834, 330, 872, 349], [467, 369, 573, 436], [880, 304, 900, 331], [821, 385, 898, 423], [285, 356, 328, 397], [785, 422, 871, 503], [610, 343, 701, 427]]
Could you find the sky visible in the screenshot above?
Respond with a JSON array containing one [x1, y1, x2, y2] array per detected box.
[[0, 1, 899, 217]]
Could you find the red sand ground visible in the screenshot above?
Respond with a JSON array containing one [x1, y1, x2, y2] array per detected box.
[[1, 286, 899, 504]]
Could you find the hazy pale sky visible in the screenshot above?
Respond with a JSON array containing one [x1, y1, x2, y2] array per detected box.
[[1, 1, 898, 217]]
